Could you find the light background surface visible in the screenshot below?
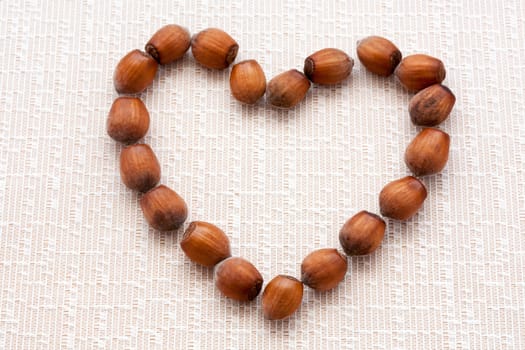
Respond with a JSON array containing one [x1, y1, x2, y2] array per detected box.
[[1, 0, 524, 349]]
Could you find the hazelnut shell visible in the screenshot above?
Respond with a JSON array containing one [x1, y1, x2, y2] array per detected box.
[[339, 211, 386, 256], [181, 221, 231, 267], [191, 28, 239, 69], [113, 50, 158, 94], [395, 54, 446, 92], [140, 185, 188, 231], [405, 128, 451, 176], [262, 275, 303, 320], [146, 24, 191, 65], [379, 176, 427, 220], [230, 60, 267, 104], [304, 48, 353, 85], [120, 144, 161, 193], [107, 97, 150, 143], [301, 248, 348, 291], [214, 257, 263, 301], [356, 36, 402, 76], [409, 84, 456, 126], [267, 69, 311, 108]]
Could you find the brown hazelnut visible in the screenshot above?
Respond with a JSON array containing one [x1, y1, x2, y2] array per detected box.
[[107, 97, 150, 143], [356, 36, 402, 76], [180, 221, 231, 267], [140, 185, 188, 231], [262, 275, 303, 320], [145, 24, 191, 65], [301, 248, 347, 291], [405, 128, 450, 176], [409, 84, 456, 126], [113, 49, 158, 94], [191, 28, 239, 69], [120, 144, 161, 192], [267, 69, 311, 108], [303, 48, 354, 85], [379, 176, 427, 220], [230, 60, 266, 104], [339, 211, 386, 256], [395, 54, 446, 92], [214, 257, 263, 301]]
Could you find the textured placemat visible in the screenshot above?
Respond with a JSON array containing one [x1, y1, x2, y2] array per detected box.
[[0, 0, 524, 348]]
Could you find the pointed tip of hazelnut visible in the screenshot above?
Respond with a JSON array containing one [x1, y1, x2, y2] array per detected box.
[[145, 43, 160, 63]]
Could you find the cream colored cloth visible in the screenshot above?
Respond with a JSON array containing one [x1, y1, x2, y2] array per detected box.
[[0, 0, 524, 349]]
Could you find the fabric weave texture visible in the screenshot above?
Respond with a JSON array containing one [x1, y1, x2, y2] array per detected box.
[[0, 0, 524, 349]]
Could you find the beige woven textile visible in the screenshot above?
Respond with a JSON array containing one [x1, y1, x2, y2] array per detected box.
[[1, 0, 524, 349]]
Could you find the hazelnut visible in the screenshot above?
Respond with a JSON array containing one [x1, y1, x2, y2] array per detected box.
[[140, 185, 188, 231], [107, 97, 150, 143], [395, 54, 446, 92], [181, 221, 231, 267], [262, 275, 303, 320], [191, 28, 239, 69], [145, 24, 191, 65], [120, 144, 161, 192], [405, 128, 450, 176], [113, 49, 158, 94], [303, 48, 354, 85], [339, 211, 386, 256], [214, 257, 263, 301], [409, 84, 456, 126], [301, 248, 347, 291], [267, 69, 311, 108], [230, 60, 266, 104], [356, 36, 402, 76], [379, 176, 427, 220]]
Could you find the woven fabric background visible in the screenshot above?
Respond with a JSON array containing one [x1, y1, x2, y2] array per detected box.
[[1, 0, 524, 349]]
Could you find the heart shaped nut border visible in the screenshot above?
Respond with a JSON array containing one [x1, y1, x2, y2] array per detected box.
[[107, 25, 455, 321]]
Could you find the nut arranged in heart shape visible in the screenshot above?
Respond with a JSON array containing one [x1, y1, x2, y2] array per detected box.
[[108, 25, 455, 320]]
